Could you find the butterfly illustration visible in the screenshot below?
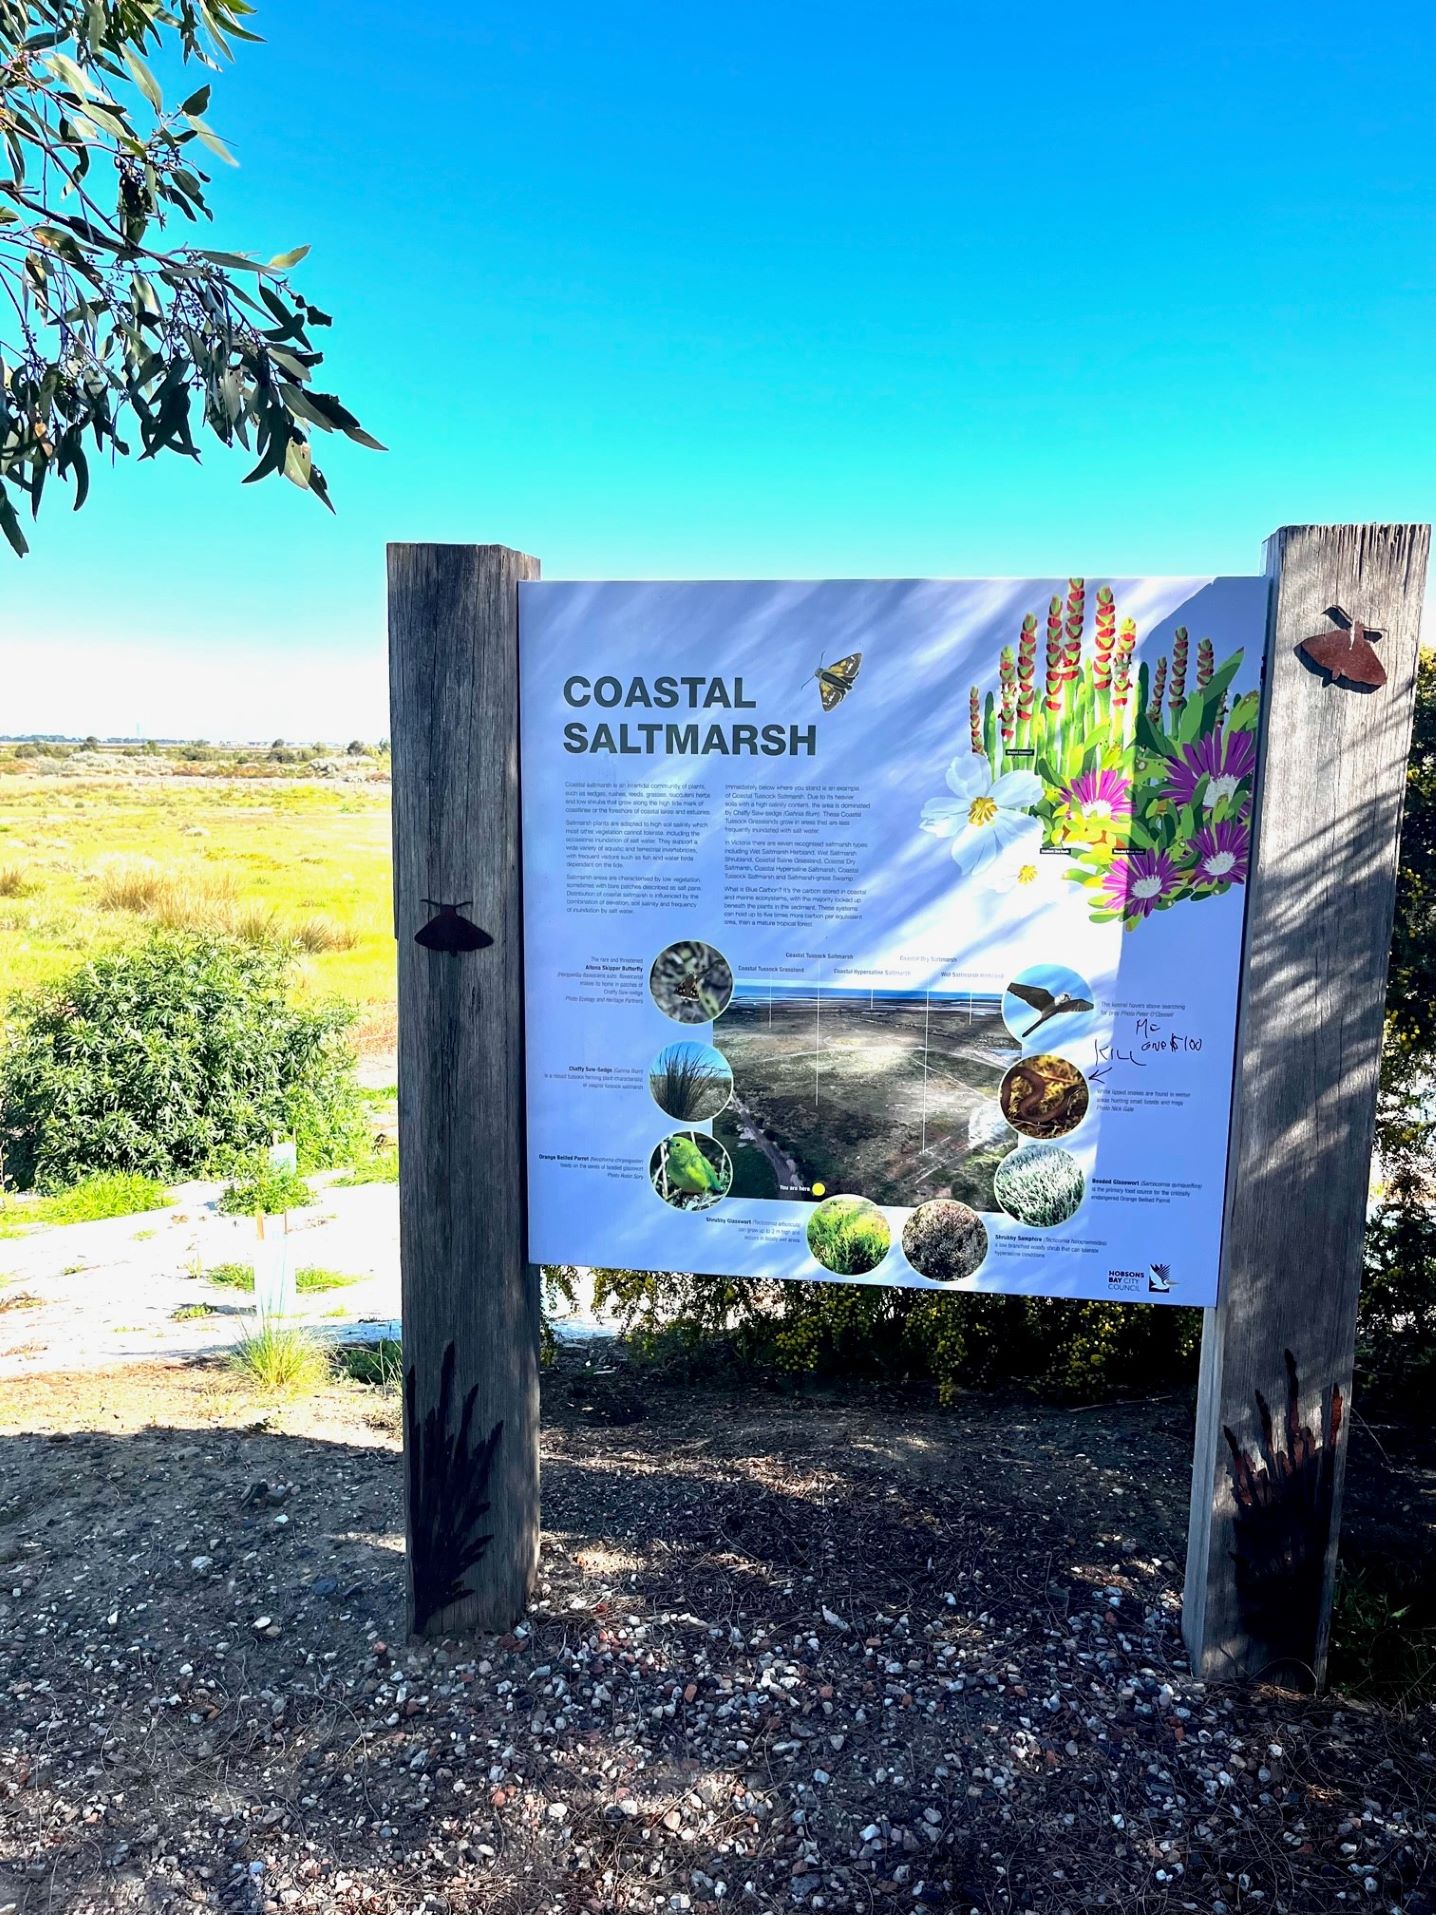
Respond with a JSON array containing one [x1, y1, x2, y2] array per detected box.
[[415, 900, 493, 954], [814, 652, 863, 712], [672, 975, 700, 1003], [1297, 608, 1386, 692]]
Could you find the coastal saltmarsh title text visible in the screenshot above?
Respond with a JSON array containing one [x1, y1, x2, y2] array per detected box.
[[561, 676, 816, 756]]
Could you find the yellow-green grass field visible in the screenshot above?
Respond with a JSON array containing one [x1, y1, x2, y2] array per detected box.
[[0, 775, 396, 1068]]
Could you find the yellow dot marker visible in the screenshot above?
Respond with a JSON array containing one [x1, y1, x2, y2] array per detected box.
[[812, 1181, 826, 1197]]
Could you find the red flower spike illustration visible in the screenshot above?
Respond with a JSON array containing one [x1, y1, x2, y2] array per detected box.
[[1017, 614, 1038, 724], [1168, 625, 1189, 721], [968, 685, 983, 755], [998, 647, 1017, 745], [1147, 654, 1167, 726], [1111, 618, 1136, 707], [1093, 585, 1116, 690]]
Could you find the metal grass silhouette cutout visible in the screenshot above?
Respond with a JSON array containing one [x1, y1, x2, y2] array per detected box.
[[405, 1341, 503, 1630], [1223, 1348, 1343, 1671], [415, 899, 493, 953]]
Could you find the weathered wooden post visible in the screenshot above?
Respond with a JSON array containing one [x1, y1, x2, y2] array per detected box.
[[388, 542, 542, 1636], [1184, 523, 1429, 1686]]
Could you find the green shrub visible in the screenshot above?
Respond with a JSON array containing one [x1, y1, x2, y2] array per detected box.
[[336, 1147, 399, 1185], [579, 1266, 1200, 1404], [216, 1161, 315, 1216], [335, 1338, 403, 1390], [0, 931, 366, 1190]]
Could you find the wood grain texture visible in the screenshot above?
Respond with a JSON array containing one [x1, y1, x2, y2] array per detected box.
[[1183, 523, 1430, 1687], [388, 542, 542, 1636]]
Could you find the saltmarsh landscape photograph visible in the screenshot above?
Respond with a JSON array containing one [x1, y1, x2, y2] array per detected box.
[[711, 983, 1021, 1207]]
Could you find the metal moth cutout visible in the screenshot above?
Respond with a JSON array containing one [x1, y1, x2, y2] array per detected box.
[[415, 899, 493, 954], [1297, 606, 1387, 691]]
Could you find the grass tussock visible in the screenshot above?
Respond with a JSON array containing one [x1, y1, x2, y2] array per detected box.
[[0, 863, 36, 897], [96, 858, 235, 919], [94, 859, 359, 952], [0, 1171, 171, 1236], [648, 1041, 733, 1122], [227, 1323, 329, 1395], [291, 913, 360, 953]]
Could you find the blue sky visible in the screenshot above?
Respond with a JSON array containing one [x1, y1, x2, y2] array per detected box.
[[7, 0, 1434, 738]]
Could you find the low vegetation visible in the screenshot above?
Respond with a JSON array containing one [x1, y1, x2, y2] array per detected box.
[[201, 1261, 359, 1294], [227, 1323, 330, 1396], [0, 1171, 171, 1236], [0, 932, 365, 1190], [335, 1148, 399, 1186], [0, 775, 393, 1049], [335, 1338, 403, 1389], [216, 1161, 318, 1217]]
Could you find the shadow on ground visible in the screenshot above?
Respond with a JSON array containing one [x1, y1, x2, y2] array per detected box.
[[0, 1358, 1431, 1913]]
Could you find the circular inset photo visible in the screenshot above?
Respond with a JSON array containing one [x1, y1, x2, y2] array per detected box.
[[993, 1144, 1086, 1229], [999, 1053, 1091, 1140], [806, 1194, 892, 1275], [1002, 962, 1097, 1050], [648, 1041, 734, 1123], [649, 1129, 732, 1211], [902, 1200, 989, 1283], [650, 939, 734, 1024]]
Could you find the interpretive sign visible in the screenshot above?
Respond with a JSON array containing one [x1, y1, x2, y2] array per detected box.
[[519, 575, 1268, 1304]]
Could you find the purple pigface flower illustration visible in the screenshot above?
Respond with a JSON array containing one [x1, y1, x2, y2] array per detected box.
[[1099, 847, 1183, 920], [1060, 766, 1132, 846], [1162, 727, 1256, 811], [1190, 817, 1250, 887]]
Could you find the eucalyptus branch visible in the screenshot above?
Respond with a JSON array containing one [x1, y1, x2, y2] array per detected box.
[[0, 0, 378, 554]]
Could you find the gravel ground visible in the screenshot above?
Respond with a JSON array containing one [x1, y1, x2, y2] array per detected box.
[[0, 1355, 1431, 1915]]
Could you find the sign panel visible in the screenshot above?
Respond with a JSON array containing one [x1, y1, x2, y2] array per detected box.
[[519, 576, 1267, 1303]]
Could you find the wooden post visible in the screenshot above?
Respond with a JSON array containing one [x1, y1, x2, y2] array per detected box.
[[388, 542, 542, 1636], [1184, 523, 1429, 1686]]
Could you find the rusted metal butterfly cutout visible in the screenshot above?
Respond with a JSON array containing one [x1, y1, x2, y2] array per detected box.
[[415, 900, 493, 954], [1297, 606, 1387, 692]]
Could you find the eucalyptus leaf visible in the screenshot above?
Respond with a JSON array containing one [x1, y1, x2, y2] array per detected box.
[[1, 0, 379, 549]]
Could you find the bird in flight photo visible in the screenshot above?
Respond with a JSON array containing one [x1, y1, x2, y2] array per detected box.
[[1006, 980, 1096, 1040]]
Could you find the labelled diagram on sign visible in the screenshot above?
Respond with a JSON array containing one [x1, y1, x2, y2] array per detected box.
[[711, 981, 1020, 1207]]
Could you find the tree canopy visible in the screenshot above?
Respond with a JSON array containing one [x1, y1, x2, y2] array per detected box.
[[0, 0, 378, 554]]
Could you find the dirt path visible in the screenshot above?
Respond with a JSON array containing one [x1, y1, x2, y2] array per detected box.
[[0, 1182, 610, 1377], [0, 1357, 1431, 1914]]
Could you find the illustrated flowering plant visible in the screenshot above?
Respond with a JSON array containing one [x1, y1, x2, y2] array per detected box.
[[921, 579, 1261, 929]]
